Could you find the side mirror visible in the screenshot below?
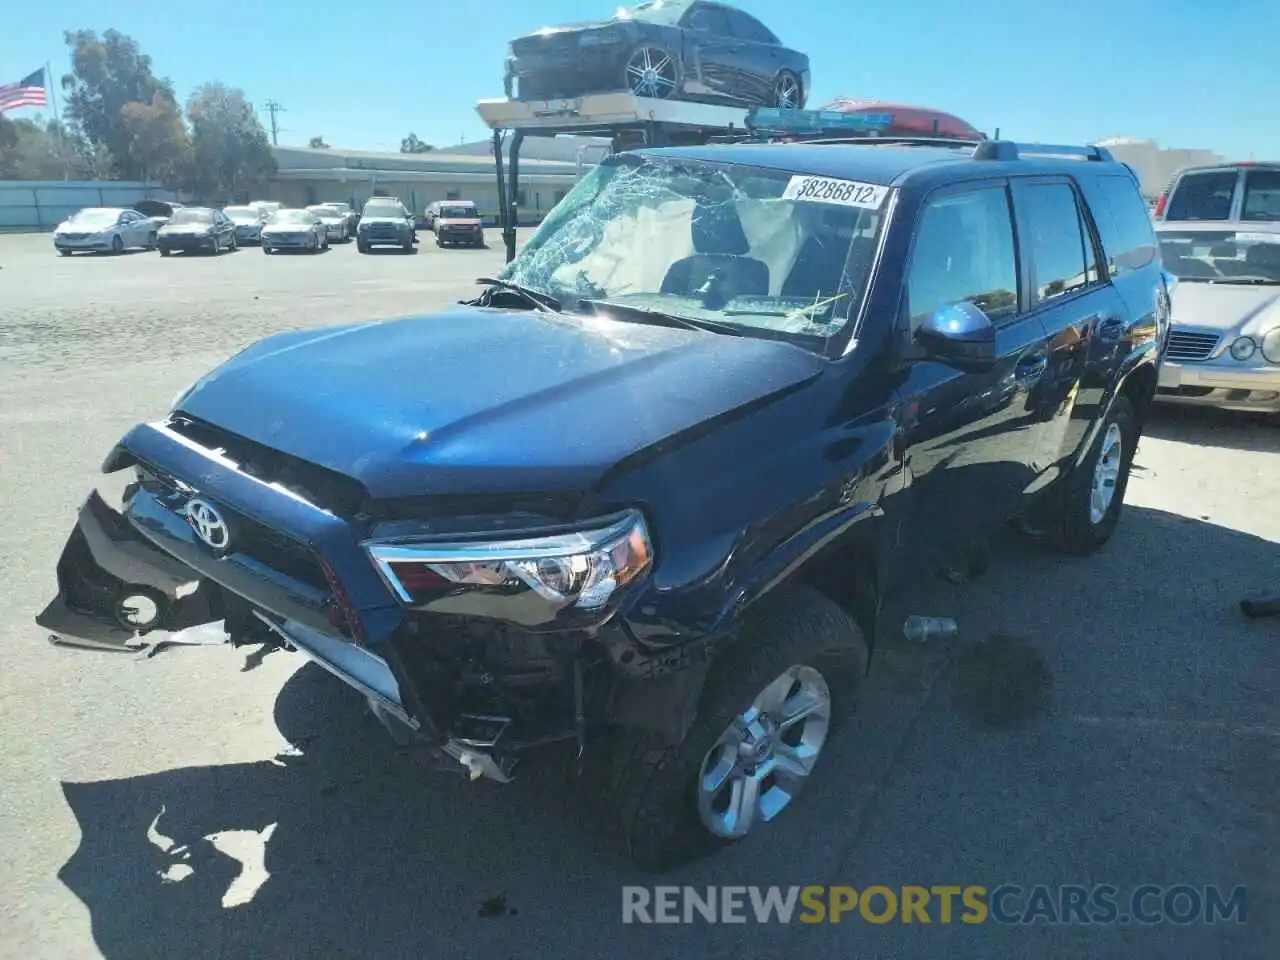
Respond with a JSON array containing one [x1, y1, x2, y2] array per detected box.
[[915, 301, 997, 369]]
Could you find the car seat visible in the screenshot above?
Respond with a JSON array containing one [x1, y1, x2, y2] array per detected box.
[[660, 200, 769, 304], [1245, 242, 1280, 275], [781, 221, 876, 303]]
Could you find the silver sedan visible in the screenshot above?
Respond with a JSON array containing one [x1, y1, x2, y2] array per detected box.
[[52, 207, 158, 255]]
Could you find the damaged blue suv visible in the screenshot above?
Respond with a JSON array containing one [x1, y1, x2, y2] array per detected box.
[[38, 136, 1168, 871]]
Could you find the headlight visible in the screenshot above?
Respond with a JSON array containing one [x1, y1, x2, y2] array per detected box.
[[364, 509, 653, 619], [1262, 328, 1280, 364], [1229, 336, 1256, 361]]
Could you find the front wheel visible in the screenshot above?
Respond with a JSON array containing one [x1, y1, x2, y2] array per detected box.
[[1028, 393, 1137, 554], [597, 585, 867, 872], [111, 235, 124, 254], [146, 233, 157, 250], [159, 247, 170, 257]]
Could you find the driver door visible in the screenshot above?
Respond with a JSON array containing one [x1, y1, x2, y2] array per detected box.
[[894, 180, 1053, 573], [681, 2, 739, 100]]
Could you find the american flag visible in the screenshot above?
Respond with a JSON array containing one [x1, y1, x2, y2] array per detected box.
[[0, 68, 48, 113]]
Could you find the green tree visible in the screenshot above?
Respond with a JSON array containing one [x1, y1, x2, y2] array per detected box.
[[186, 82, 276, 197], [308, 135, 330, 149], [61, 29, 175, 179], [0, 115, 109, 180], [400, 132, 434, 153], [120, 91, 190, 186]]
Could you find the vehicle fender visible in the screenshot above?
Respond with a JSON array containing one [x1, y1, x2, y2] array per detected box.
[[1070, 352, 1159, 471], [606, 655, 710, 744]]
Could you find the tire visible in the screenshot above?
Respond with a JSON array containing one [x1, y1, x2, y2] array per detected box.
[[262, 245, 272, 255], [357, 241, 369, 253], [623, 45, 680, 99], [59, 249, 72, 257], [146, 233, 157, 250], [597, 585, 867, 872], [229, 234, 237, 251], [111, 235, 124, 254], [1032, 394, 1137, 555], [159, 248, 170, 257], [772, 70, 803, 109]]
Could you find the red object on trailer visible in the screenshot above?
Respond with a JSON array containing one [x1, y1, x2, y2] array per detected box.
[[821, 97, 987, 140]]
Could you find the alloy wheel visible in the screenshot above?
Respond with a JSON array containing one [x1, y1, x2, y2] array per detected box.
[[1090, 422, 1123, 524], [625, 47, 677, 99], [774, 73, 801, 109], [695, 664, 832, 839]]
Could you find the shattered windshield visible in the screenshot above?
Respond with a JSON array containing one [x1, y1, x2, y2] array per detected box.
[[499, 153, 888, 350]]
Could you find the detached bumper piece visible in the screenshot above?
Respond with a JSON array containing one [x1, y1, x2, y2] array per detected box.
[[37, 491, 223, 652]]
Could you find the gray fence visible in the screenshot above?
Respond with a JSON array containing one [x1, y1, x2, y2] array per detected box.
[[0, 181, 182, 232]]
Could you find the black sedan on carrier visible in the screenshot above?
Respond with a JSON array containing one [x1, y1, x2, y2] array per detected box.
[[505, 0, 809, 108], [156, 207, 237, 256]]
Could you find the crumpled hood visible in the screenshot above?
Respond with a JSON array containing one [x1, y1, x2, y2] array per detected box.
[[1170, 282, 1280, 334], [174, 307, 824, 499]]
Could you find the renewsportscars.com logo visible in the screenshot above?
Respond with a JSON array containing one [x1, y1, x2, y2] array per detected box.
[[622, 885, 1249, 925]]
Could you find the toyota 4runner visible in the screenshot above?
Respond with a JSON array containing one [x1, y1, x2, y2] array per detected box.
[[38, 136, 1168, 872]]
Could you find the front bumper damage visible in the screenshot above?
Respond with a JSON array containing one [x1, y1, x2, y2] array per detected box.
[[35, 470, 578, 783]]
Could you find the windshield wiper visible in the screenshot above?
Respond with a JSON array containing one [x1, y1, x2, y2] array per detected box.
[[475, 277, 561, 313], [580, 299, 745, 336], [1204, 276, 1277, 285]]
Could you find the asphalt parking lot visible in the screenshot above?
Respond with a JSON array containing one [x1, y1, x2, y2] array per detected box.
[[1, 230, 1277, 959]]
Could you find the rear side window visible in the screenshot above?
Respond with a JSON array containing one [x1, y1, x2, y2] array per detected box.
[[1015, 182, 1090, 303], [687, 5, 732, 34], [1091, 174, 1158, 275], [1165, 170, 1237, 221], [731, 11, 778, 43], [1242, 169, 1280, 222], [906, 185, 1019, 327]]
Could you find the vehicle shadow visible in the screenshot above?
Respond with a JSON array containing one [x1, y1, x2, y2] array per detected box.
[[54, 505, 1280, 960], [1144, 404, 1280, 453]]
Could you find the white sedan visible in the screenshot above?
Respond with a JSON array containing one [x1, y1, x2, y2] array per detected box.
[[52, 207, 159, 255], [306, 204, 350, 243]]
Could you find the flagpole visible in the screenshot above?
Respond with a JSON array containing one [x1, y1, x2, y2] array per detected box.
[[45, 62, 69, 180]]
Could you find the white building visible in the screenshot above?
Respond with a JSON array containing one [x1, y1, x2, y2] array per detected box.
[[1094, 138, 1227, 200]]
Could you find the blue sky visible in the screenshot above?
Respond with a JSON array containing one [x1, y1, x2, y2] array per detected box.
[[2, 0, 1276, 158]]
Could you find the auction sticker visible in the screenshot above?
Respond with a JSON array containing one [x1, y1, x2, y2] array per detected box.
[[782, 175, 888, 209]]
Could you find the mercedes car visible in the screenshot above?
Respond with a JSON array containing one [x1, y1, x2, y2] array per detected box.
[[261, 209, 330, 254], [504, 0, 809, 109], [1152, 162, 1280, 414]]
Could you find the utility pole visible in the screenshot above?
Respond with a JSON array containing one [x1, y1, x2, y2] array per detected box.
[[263, 100, 285, 145]]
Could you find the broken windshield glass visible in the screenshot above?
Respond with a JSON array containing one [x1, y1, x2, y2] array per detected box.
[[499, 153, 888, 351]]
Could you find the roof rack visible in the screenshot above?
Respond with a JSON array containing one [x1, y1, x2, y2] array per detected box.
[[971, 140, 1116, 162]]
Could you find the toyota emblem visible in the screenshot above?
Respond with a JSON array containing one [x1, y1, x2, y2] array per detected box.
[[185, 498, 231, 550]]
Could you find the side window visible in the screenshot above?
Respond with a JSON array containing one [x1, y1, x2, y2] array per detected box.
[[729, 11, 777, 43], [1165, 170, 1237, 221], [1092, 174, 1158, 275], [1016, 182, 1089, 304], [686, 4, 732, 34], [1241, 168, 1280, 221], [906, 185, 1019, 329]]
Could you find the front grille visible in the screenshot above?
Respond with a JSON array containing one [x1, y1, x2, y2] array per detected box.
[[1165, 329, 1220, 362]]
